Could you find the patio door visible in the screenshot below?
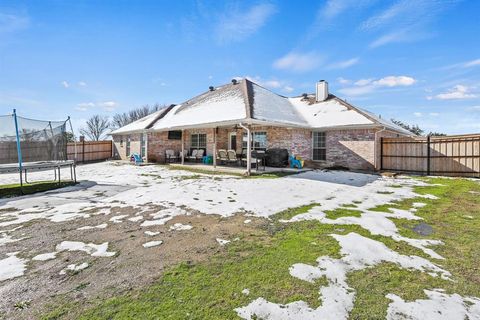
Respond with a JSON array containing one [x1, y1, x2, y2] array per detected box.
[[229, 132, 237, 151]]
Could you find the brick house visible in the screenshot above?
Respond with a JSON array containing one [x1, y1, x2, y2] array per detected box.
[[110, 79, 410, 172]]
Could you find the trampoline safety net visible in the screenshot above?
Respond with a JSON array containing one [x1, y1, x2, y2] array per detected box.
[[0, 112, 69, 165]]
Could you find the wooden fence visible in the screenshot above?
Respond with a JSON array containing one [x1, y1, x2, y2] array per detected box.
[[380, 134, 480, 177], [67, 140, 113, 163]]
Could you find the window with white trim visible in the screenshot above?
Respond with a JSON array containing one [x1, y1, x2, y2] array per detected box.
[[190, 133, 206, 150], [312, 132, 326, 161], [140, 133, 147, 158], [242, 131, 267, 149]]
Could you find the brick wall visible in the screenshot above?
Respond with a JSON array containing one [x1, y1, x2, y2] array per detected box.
[[112, 133, 141, 160], [121, 126, 406, 171]]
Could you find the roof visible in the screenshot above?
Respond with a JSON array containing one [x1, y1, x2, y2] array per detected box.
[[110, 106, 172, 135], [112, 79, 412, 135]]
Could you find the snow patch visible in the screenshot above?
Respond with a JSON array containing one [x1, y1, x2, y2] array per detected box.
[[77, 223, 108, 230], [144, 231, 160, 236], [216, 238, 231, 246], [109, 215, 129, 223], [59, 262, 89, 275], [169, 223, 193, 231], [0, 252, 27, 282], [32, 252, 57, 261], [237, 233, 450, 320], [142, 240, 163, 248], [56, 241, 115, 257], [387, 289, 480, 320]]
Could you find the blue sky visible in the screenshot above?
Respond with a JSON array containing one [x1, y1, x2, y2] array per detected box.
[[1, 0, 479, 134]]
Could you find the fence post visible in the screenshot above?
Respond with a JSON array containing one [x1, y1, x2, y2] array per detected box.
[[80, 136, 85, 163], [426, 135, 431, 176], [380, 137, 384, 170]]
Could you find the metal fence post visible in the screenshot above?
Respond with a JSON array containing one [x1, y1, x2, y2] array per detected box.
[[13, 109, 23, 187]]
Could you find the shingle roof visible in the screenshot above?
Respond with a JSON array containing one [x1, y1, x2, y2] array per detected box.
[[113, 79, 412, 135]]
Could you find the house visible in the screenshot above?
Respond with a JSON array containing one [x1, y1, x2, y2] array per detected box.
[[110, 79, 410, 172]]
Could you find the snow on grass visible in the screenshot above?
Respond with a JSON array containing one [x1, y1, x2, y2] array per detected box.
[[32, 252, 57, 261], [109, 215, 129, 223], [59, 262, 89, 275], [142, 240, 163, 248], [0, 252, 27, 282], [144, 231, 160, 236], [242, 288, 250, 296], [56, 241, 115, 257], [236, 232, 450, 320], [128, 215, 144, 222], [285, 202, 444, 259], [244, 219, 252, 224], [216, 238, 231, 246], [77, 223, 108, 230], [387, 289, 480, 320], [169, 223, 193, 231]]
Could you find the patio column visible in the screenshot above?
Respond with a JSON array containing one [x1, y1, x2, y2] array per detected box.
[[213, 127, 217, 169], [239, 123, 251, 176], [181, 129, 185, 165]]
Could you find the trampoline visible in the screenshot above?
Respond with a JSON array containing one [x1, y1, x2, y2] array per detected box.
[[0, 109, 77, 188]]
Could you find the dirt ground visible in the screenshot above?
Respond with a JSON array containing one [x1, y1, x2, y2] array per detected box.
[[0, 204, 264, 319]]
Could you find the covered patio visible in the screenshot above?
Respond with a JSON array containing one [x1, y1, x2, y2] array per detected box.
[[167, 162, 312, 175]]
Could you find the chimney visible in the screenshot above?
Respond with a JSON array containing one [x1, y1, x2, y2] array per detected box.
[[315, 80, 328, 102], [231, 79, 238, 85], [209, 86, 215, 91]]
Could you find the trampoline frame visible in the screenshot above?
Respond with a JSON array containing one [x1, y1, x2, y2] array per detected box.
[[0, 109, 78, 190]]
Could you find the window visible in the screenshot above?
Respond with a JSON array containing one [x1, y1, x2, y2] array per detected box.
[[140, 133, 147, 158], [126, 135, 131, 157], [312, 132, 326, 161], [168, 130, 182, 140], [242, 131, 267, 149], [190, 133, 206, 149]]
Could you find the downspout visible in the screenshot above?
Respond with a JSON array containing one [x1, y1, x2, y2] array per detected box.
[[239, 123, 251, 176], [374, 126, 387, 171]]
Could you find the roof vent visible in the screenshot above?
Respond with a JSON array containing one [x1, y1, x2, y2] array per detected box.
[[209, 86, 215, 91], [302, 93, 308, 99], [316, 80, 328, 102], [231, 79, 238, 85]]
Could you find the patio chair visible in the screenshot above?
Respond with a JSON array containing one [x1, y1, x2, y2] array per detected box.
[[130, 153, 143, 165], [185, 149, 198, 162], [195, 149, 205, 162], [217, 149, 228, 165], [165, 149, 179, 163], [227, 150, 239, 166], [241, 149, 258, 169]]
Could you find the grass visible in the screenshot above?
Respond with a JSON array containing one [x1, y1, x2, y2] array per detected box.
[[0, 181, 76, 198], [41, 177, 480, 319]]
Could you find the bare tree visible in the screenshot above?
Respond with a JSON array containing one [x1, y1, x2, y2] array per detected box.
[[111, 104, 165, 129], [80, 115, 110, 141]]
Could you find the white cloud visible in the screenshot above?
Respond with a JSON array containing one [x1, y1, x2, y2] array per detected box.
[[75, 102, 95, 111], [327, 57, 359, 70], [337, 77, 352, 85], [99, 101, 118, 111], [75, 101, 118, 112], [363, 0, 455, 48], [338, 75, 416, 96], [273, 52, 323, 72], [215, 3, 276, 43], [468, 106, 480, 111], [246, 76, 294, 93], [413, 112, 422, 117], [431, 85, 477, 100], [78, 81, 87, 87], [429, 112, 440, 116], [375, 76, 416, 87], [463, 59, 480, 68], [61, 81, 70, 88]]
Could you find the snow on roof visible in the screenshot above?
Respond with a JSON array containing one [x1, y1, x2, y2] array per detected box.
[[251, 83, 307, 126], [110, 108, 169, 135], [289, 96, 374, 128], [112, 79, 412, 134], [152, 82, 247, 130]]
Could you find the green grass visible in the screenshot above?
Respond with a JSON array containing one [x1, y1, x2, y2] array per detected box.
[[0, 181, 76, 198], [42, 177, 480, 319]]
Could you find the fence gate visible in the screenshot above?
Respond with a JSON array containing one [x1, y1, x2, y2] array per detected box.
[[381, 134, 480, 177]]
